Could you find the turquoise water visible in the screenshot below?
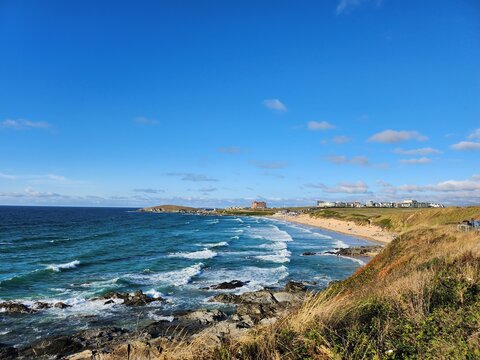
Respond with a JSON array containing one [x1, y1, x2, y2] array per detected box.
[[0, 206, 372, 347]]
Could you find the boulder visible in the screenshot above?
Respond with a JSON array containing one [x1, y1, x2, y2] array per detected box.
[[0, 343, 18, 360], [302, 251, 318, 256], [30, 335, 82, 357], [33, 301, 51, 310], [208, 293, 239, 304], [0, 301, 35, 314], [95, 290, 163, 306], [209, 280, 249, 290], [272, 291, 302, 303], [284, 281, 306, 292], [179, 309, 227, 325], [54, 302, 71, 309], [237, 290, 278, 305]]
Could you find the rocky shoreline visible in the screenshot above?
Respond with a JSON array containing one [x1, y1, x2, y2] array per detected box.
[[302, 245, 383, 258], [0, 281, 311, 359]]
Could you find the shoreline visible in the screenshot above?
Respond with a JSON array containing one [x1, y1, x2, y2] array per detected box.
[[271, 213, 395, 245]]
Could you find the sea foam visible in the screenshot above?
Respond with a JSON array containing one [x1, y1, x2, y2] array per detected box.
[[125, 263, 204, 286], [46, 260, 81, 272], [168, 248, 217, 259]]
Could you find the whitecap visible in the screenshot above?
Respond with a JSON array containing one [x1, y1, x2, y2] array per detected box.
[[200, 241, 229, 248], [125, 263, 204, 286], [255, 249, 291, 263], [145, 289, 165, 299], [168, 248, 217, 259], [147, 312, 174, 322], [245, 225, 293, 242], [199, 265, 289, 294], [333, 239, 349, 249], [46, 260, 81, 272]]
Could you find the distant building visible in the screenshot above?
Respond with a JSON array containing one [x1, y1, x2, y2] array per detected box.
[[317, 200, 336, 208], [251, 201, 267, 209], [316, 199, 444, 209]]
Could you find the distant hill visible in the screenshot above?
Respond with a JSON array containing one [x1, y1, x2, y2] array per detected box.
[[139, 204, 198, 213]]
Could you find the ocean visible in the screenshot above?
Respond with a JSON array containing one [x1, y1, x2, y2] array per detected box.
[[0, 206, 373, 347]]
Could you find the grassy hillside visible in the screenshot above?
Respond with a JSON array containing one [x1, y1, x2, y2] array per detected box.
[[161, 207, 480, 359], [308, 206, 480, 232]]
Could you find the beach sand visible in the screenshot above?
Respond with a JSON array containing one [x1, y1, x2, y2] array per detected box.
[[273, 214, 395, 245]]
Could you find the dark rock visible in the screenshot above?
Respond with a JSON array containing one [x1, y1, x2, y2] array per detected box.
[[104, 299, 115, 305], [0, 301, 35, 314], [236, 303, 278, 323], [30, 335, 82, 357], [54, 302, 70, 309], [208, 293, 240, 303], [337, 245, 383, 256], [302, 251, 318, 256], [95, 290, 163, 306], [0, 343, 18, 360], [284, 281, 306, 292], [33, 301, 51, 310], [209, 280, 249, 290], [179, 309, 227, 325]]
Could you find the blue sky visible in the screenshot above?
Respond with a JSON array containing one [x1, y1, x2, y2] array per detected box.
[[1, 0, 479, 207]]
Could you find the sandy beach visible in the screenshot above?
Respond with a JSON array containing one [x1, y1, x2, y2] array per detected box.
[[273, 214, 396, 244]]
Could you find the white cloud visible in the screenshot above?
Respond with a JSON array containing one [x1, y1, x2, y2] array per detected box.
[[368, 130, 428, 143], [336, 0, 382, 14], [307, 121, 335, 131], [467, 128, 480, 140], [304, 181, 369, 194], [0, 172, 71, 183], [332, 135, 351, 144], [397, 175, 480, 193], [0, 119, 50, 130], [251, 161, 287, 169], [218, 147, 242, 154], [451, 141, 480, 151], [262, 99, 287, 112], [326, 155, 370, 166], [393, 147, 442, 156], [166, 173, 218, 182], [399, 157, 432, 165], [133, 116, 159, 126], [133, 188, 164, 194], [0, 172, 18, 180]]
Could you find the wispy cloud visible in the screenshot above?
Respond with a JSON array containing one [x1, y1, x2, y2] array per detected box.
[[332, 135, 351, 144], [336, 0, 383, 14], [325, 155, 370, 166], [467, 128, 480, 140], [262, 99, 287, 112], [399, 157, 432, 165], [166, 172, 218, 182], [307, 121, 335, 131], [305, 181, 370, 194], [251, 161, 287, 169], [133, 116, 159, 126], [133, 188, 165, 194], [451, 141, 480, 151], [396, 175, 480, 193], [198, 187, 217, 193], [393, 147, 442, 156], [0, 172, 71, 183], [0, 119, 51, 130], [368, 130, 428, 143], [217, 146, 242, 154], [261, 171, 285, 179]]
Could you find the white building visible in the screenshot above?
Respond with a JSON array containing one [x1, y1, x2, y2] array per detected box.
[[317, 200, 336, 208]]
